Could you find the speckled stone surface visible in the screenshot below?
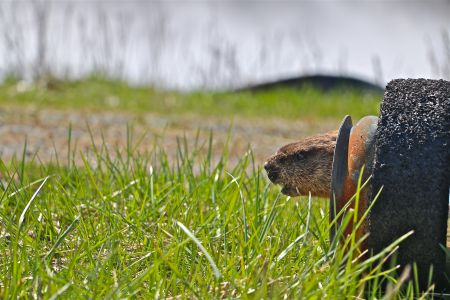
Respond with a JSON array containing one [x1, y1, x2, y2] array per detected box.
[[369, 79, 450, 290]]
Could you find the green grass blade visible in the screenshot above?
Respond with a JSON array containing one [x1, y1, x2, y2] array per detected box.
[[175, 220, 222, 279], [45, 216, 80, 261], [18, 175, 50, 230]]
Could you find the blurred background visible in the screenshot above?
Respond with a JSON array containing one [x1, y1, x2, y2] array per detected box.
[[0, 0, 448, 164], [0, 0, 448, 89]]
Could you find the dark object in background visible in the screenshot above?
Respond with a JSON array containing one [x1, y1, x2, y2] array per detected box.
[[369, 79, 450, 291], [239, 74, 384, 93]]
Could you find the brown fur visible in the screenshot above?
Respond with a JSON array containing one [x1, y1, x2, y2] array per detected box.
[[264, 130, 338, 197]]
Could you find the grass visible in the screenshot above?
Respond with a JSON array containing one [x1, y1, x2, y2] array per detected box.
[[0, 77, 444, 298], [0, 132, 440, 298], [0, 76, 381, 120]]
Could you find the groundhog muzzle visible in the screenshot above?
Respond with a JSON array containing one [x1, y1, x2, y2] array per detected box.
[[264, 130, 338, 197]]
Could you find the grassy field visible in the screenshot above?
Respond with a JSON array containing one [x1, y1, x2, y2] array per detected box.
[[0, 79, 441, 298], [0, 76, 381, 120]]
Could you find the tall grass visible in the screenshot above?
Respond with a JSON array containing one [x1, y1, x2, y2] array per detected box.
[[0, 131, 438, 298]]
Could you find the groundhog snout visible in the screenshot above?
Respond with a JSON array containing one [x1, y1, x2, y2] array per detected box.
[[264, 160, 280, 182]]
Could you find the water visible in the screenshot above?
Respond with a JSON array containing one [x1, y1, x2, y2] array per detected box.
[[0, 0, 448, 90]]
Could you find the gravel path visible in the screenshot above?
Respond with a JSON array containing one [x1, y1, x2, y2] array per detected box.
[[0, 106, 339, 166]]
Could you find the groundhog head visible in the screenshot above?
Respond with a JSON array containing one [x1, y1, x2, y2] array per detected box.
[[264, 131, 337, 198]]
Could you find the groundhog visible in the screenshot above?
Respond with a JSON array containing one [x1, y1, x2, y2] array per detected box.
[[264, 130, 338, 198]]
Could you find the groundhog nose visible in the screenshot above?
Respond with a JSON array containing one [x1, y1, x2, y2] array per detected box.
[[264, 161, 279, 182]]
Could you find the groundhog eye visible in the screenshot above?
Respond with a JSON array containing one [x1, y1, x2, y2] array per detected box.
[[296, 152, 305, 160]]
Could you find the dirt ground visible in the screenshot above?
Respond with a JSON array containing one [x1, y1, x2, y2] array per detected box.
[[0, 106, 339, 166]]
